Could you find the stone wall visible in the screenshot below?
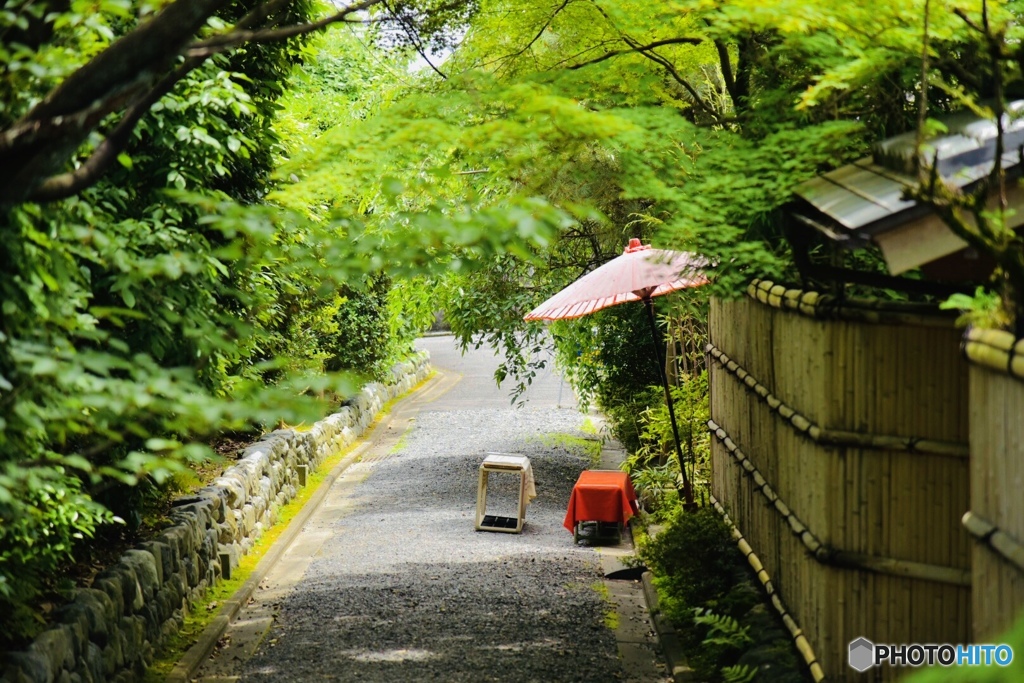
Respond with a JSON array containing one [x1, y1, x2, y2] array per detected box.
[[1, 354, 430, 683]]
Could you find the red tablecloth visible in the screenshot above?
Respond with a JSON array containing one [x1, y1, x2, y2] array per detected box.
[[563, 470, 639, 532]]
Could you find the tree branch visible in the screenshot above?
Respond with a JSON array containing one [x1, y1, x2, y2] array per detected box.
[[915, 0, 931, 156], [2, 0, 404, 202], [1, 0, 294, 158], [568, 36, 703, 70], [25, 0, 230, 122], [953, 7, 985, 35], [933, 55, 982, 90], [186, 0, 383, 58], [24, 0, 337, 201], [546, 40, 619, 69], [712, 37, 737, 103], [0, 0, 238, 202], [0, 86, 142, 155], [27, 58, 206, 202], [382, 0, 447, 79], [234, 0, 294, 31], [497, 0, 574, 70], [623, 39, 726, 123]]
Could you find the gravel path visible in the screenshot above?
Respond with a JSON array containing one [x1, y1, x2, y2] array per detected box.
[[199, 338, 630, 682]]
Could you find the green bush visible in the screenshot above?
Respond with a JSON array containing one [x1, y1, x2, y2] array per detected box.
[[0, 468, 115, 640], [640, 507, 807, 682], [643, 508, 750, 623], [623, 370, 709, 517], [0, 0, 333, 644], [324, 278, 394, 381]]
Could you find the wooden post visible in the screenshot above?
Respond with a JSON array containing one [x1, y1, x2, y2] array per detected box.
[[643, 297, 693, 504]]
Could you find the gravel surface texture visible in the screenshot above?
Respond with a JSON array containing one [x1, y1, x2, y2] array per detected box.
[[225, 338, 625, 682]]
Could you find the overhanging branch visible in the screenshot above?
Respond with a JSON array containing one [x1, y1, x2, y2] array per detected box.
[[0, 86, 142, 155], [382, 0, 447, 79], [568, 36, 703, 70], [28, 58, 204, 202], [625, 39, 727, 124], [2, 0, 400, 202], [496, 0, 574, 71], [25, 0, 230, 122], [187, 0, 383, 58]]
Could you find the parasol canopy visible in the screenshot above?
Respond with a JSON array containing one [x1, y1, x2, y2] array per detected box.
[[524, 238, 708, 321]]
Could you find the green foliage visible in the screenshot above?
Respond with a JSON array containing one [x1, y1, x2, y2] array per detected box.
[[691, 611, 760, 683], [0, 0, 364, 641], [940, 286, 1010, 330], [626, 461, 682, 520], [0, 473, 115, 636], [906, 611, 1024, 683], [324, 278, 392, 380], [659, 121, 867, 295], [723, 665, 759, 683], [640, 506, 805, 682], [620, 370, 709, 520], [387, 277, 443, 353], [441, 256, 558, 402], [694, 609, 753, 648], [642, 508, 751, 623], [323, 0, 891, 408], [552, 304, 665, 447]]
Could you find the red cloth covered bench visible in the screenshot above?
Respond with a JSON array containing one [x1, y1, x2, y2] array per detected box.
[[563, 470, 639, 534]]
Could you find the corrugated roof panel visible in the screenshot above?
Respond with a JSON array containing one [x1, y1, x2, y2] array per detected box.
[[824, 163, 916, 213], [796, 101, 1024, 236], [794, 177, 893, 230], [944, 151, 1019, 186], [873, 104, 1024, 177]]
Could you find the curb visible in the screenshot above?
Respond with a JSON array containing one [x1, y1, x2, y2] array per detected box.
[[165, 371, 446, 683], [641, 571, 696, 683]]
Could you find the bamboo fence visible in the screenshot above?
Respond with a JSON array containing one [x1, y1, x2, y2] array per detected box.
[[709, 281, 971, 682], [962, 328, 1024, 639], [711, 494, 826, 683]]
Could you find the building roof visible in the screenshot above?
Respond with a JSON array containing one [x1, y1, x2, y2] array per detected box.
[[792, 102, 1024, 275]]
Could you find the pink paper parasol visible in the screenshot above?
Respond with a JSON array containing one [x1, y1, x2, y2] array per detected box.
[[524, 239, 708, 321], [524, 238, 710, 506]]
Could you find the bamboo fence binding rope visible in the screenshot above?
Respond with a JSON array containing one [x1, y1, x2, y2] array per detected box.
[[708, 420, 972, 587], [706, 343, 969, 458], [963, 327, 1024, 381], [708, 419, 829, 560], [962, 511, 1024, 574], [709, 494, 826, 683], [747, 279, 958, 328]]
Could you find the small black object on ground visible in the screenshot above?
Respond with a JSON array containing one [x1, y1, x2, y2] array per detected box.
[[604, 565, 648, 581], [478, 514, 519, 530], [573, 520, 623, 545]]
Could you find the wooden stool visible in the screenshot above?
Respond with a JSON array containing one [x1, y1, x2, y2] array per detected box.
[[475, 453, 535, 533]]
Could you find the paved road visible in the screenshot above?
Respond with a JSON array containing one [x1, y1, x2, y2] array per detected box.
[[193, 337, 665, 682], [414, 335, 577, 410]]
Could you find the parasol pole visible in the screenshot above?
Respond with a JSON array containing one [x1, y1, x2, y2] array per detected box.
[[642, 297, 694, 506]]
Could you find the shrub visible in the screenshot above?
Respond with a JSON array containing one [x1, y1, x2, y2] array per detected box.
[[642, 507, 751, 624], [324, 278, 393, 380], [0, 470, 115, 644], [640, 506, 808, 682]]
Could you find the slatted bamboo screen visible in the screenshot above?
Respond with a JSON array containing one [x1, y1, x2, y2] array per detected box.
[[709, 281, 971, 682], [962, 329, 1024, 640]]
